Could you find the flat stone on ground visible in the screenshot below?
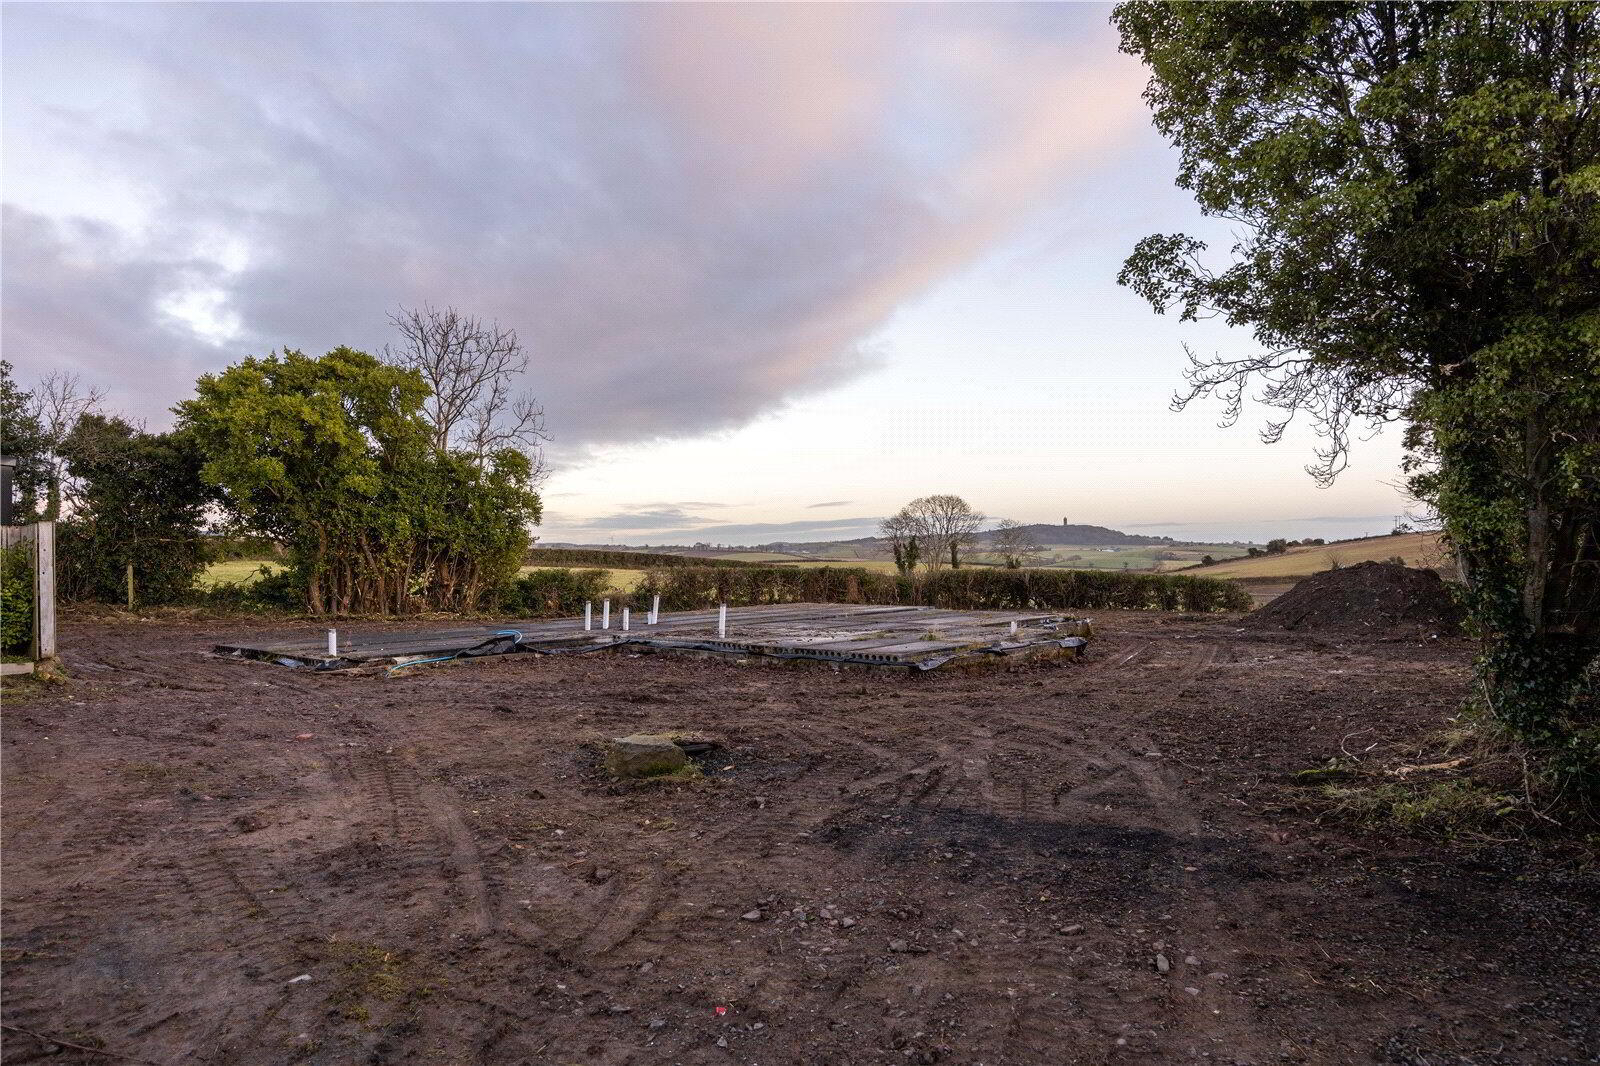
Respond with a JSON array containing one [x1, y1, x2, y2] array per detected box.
[[607, 733, 688, 777]]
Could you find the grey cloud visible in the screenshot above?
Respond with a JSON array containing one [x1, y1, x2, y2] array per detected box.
[[669, 516, 881, 539], [806, 500, 853, 509], [635, 500, 728, 510], [0, 207, 229, 417], [549, 515, 883, 544], [2, 4, 1143, 443], [579, 507, 706, 531]]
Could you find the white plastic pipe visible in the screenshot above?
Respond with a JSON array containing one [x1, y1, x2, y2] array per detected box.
[[622, 607, 630, 631], [585, 601, 592, 631], [651, 595, 661, 625], [718, 602, 727, 638], [602, 599, 611, 629], [328, 629, 338, 656]]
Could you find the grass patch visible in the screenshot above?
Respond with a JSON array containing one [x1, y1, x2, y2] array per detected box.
[[636, 761, 705, 784], [118, 761, 180, 782], [0, 670, 67, 700], [198, 559, 282, 587], [318, 940, 425, 1023], [1320, 778, 1523, 837], [1296, 716, 1597, 844]]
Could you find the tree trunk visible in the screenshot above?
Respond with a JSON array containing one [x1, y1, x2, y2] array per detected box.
[[1470, 414, 1600, 773]]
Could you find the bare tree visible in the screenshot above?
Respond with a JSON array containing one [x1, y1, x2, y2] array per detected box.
[[27, 370, 108, 518], [385, 305, 549, 477], [897, 494, 985, 570], [989, 519, 1044, 569]]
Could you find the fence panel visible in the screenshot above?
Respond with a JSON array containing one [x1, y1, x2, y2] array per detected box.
[[1, 524, 38, 550], [2, 521, 55, 663]]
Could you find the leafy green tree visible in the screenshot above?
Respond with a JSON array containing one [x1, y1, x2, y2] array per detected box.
[[56, 414, 212, 604], [177, 347, 432, 613], [178, 346, 541, 614], [1115, 2, 1599, 784], [400, 446, 542, 611], [0, 361, 47, 519]]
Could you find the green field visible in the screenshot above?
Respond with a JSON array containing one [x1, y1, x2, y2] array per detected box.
[[1028, 544, 1251, 571], [199, 559, 282, 586], [767, 558, 902, 574], [713, 550, 823, 563], [518, 564, 648, 593]]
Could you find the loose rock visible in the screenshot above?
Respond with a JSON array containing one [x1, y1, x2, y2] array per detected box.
[[606, 734, 688, 778]]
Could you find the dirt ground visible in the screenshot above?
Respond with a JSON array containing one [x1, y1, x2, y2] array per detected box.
[[3, 611, 1596, 1065]]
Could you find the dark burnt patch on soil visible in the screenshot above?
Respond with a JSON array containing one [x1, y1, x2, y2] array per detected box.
[[823, 804, 1180, 899]]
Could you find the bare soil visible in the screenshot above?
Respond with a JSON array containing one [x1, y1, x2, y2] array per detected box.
[[3, 611, 1595, 1065]]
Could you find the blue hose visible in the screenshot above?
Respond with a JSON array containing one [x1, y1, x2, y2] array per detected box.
[[389, 630, 523, 673], [388, 653, 459, 674]]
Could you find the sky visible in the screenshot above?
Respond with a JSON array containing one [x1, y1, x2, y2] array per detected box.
[[1, 2, 1414, 546]]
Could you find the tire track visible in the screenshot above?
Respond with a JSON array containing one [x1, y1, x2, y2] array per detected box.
[[340, 749, 494, 935], [1071, 637, 1278, 1055]]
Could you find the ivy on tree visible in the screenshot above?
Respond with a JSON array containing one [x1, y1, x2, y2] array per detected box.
[[0, 361, 49, 518], [1114, 1, 1599, 787]]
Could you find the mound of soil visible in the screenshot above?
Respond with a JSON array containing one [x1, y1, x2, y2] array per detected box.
[[1244, 560, 1464, 636]]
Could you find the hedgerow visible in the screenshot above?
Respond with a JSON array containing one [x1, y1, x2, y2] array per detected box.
[[630, 565, 1249, 614], [501, 568, 612, 616], [1, 545, 33, 654]]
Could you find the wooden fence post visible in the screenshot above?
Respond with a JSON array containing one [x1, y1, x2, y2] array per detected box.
[[127, 561, 135, 610], [35, 521, 56, 660]]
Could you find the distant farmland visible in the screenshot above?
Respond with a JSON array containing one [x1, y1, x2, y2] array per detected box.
[[719, 544, 1251, 573], [519, 564, 649, 592], [1194, 531, 1452, 580], [200, 540, 1256, 594]]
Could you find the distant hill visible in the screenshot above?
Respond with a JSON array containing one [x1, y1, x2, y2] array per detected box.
[[990, 523, 1175, 546], [737, 524, 1180, 553], [547, 521, 1187, 556]]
